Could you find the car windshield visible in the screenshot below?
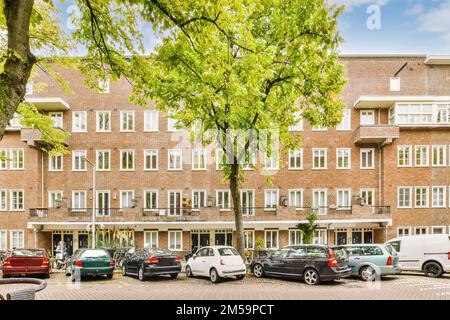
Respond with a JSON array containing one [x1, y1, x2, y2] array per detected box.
[[218, 248, 239, 256], [80, 250, 110, 259], [10, 249, 45, 257]]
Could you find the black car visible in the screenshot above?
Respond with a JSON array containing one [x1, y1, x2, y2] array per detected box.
[[121, 247, 182, 281], [251, 245, 351, 285]]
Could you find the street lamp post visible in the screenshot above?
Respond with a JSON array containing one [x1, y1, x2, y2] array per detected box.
[[82, 157, 96, 249]]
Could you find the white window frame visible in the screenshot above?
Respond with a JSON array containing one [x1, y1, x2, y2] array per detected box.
[[397, 145, 412, 167], [144, 110, 159, 132], [312, 189, 327, 215], [336, 148, 351, 170], [167, 112, 179, 132], [432, 226, 446, 235], [96, 150, 110, 171], [216, 148, 226, 170], [414, 226, 428, 235], [288, 149, 303, 170], [10, 189, 24, 211], [360, 148, 375, 169], [10, 148, 24, 170], [144, 230, 158, 248], [120, 190, 135, 209], [144, 149, 158, 171], [0, 190, 7, 211], [289, 229, 303, 246], [264, 189, 278, 211], [72, 190, 87, 210], [143, 190, 158, 211], [25, 81, 33, 95], [192, 190, 207, 211], [289, 189, 304, 210], [336, 109, 351, 131], [264, 152, 279, 171], [96, 111, 111, 132], [48, 191, 63, 208], [216, 190, 231, 211], [415, 145, 429, 167], [9, 230, 24, 249], [168, 230, 183, 251], [241, 189, 255, 216], [336, 189, 352, 210], [98, 78, 110, 93], [360, 110, 375, 126], [312, 148, 327, 170], [0, 149, 8, 170], [120, 150, 135, 171], [432, 186, 446, 208], [397, 227, 411, 237], [397, 187, 412, 209], [390, 77, 401, 92], [192, 149, 207, 170], [168, 190, 182, 216], [49, 154, 63, 172], [72, 111, 87, 133], [72, 150, 87, 171], [244, 230, 255, 249], [120, 110, 135, 132], [432, 145, 446, 167], [264, 229, 279, 250], [168, 149, 182, 171], [0, 230, 6, 250], [414, 186, 429, 208], [360, 189, 375, 206], [49, 112, 63, 129]]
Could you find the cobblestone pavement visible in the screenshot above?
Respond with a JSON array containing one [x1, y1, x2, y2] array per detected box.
[[1, 271, 449, 300]]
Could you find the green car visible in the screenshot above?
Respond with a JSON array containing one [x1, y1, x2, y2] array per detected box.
[[66, 248, 115, 281], [335, 244, 401, 281]]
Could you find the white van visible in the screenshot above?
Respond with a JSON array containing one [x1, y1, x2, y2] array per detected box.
[[386, 234, 450, 277]]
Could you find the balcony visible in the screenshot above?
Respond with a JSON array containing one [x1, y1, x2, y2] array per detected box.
[[353, 125, 399, 146], [20, 127, 68, 149]]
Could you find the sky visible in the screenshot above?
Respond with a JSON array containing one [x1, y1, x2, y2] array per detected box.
[[56, 0, 450, 55]]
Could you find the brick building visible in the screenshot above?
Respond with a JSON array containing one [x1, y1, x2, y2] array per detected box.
[[0, 54, 449, 256]]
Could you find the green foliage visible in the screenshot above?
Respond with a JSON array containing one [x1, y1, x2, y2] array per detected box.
[[296, 213, 318, 244], [255, 239, 265, 254]]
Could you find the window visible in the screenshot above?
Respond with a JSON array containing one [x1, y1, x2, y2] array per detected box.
[[144, 190, 158, 210], [337, 189, 351, 210], [360, 148, 374, 169], [25, 82, 33, 95], [432, 145, 446, 167], [0, 231, 6, 250], [397, 227, 410, 237], [120, 150, 135, 171], [288, 149, 303, 170], [48, 191, 63, 208], [72, 111, 87, 132], [397, 146, 412, 167], [415, 227, 428, 235], [144, 231, 158, 248], [398, 187, 412, 208], [392, 103, 433, 125], [432, 226, 445, 235], [168, 191, 182, 216], [120, 190, 134, 209], [337, 109, 351, 130], [120, 111, 135, 132], [289, 112, 303, 131], [144, 149, 158, 170], [415, 146, 429, 167], [0, 190, 7, 211], [432, 186, 446, 208], [144, 110, 158, 132], [360, 189, 374, 206], [96, 111, 111, 132], [49, 112, 63, 128], [72, 191, 86, 210], [241, 149, 256, 170], [168, 149, 182, 170], [415, 187, 429, 208], [264, 190, 278, 210], [244, 230, 254, 249], [0, 149, 7, 169], [192, 190, 206, 210], [312, 124, 327, 131], [313, 189, 327, 215], [312, 148, 327, 170], [168, 231, 183, 251], [390, 77, 401, 91], [265, 230, 278, 250], [10, 190, 24, 211], [313, 230, 327, 245], [264, 152, 279, 170], [98, 78, 110, 93], [289, 230, 302, 245], [8, 113, 21, 128], [49, 155, 63, 171], [217, 190, 230, 210], [10, 149, 24, 170], [10, 231, 24, 249], [167, 112, 179, 131], [216, 148, 227, 170], [96, 150, 110, 171], [289, 189, 303, 210], [360, 110, 375, 126], [336, 148, 351, 169], [72, 150, 87, 171], [192, 149, 206, 170], [241, 190, 255, 215]]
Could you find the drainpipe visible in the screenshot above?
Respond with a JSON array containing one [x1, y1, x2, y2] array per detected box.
[[41, 150, 44, 208], [378, 144, 382, 207]]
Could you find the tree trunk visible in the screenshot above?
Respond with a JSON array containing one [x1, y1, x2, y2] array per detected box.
[[0, 0, 36, 140], [230, 160, 245, 258]]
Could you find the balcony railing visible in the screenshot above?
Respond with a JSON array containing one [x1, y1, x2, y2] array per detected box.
[[67, 208, 124, 217], [372, 206, 391, 215], [29, 208, 48, 218]]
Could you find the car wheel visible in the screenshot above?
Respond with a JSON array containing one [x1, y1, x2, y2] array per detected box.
[[253, 264, 264, 278], [186, 265, 194, 278], [170, 273, 178, 280], [423, 261, 443, 278], [122, 264, 127, 276], [138, 267, 146, 281], [303, 268, 320, 285], [236, 275, 245, 280], [210, 268, 221, 283], [359, 266, 376, 281]]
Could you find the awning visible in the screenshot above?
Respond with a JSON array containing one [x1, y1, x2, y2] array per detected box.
[[25, 97, 70, 111], [353, 96, 450, 109]]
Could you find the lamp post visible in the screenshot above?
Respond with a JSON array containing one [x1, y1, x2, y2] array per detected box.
[[82, 157, 96, 249]]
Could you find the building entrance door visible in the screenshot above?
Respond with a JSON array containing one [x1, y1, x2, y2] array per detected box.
[[215, 230, 233, 246], [191, 231, 210, 251], [78, 234, 89, 249], [336, 232, 347, 245], [63, 234, 73, 256]]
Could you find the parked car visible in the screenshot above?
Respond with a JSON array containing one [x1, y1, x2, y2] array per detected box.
[[334, 244, 400, 281], [185, 246, 199, 261], [121, 248, 182, 281], [386, 234, 450, 278], [251, 245, 351, 285], [1, 249, 51, 278], [186, 246, 246, 283], [65, 248, 115, 281], [0, 250, 6, 270]]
